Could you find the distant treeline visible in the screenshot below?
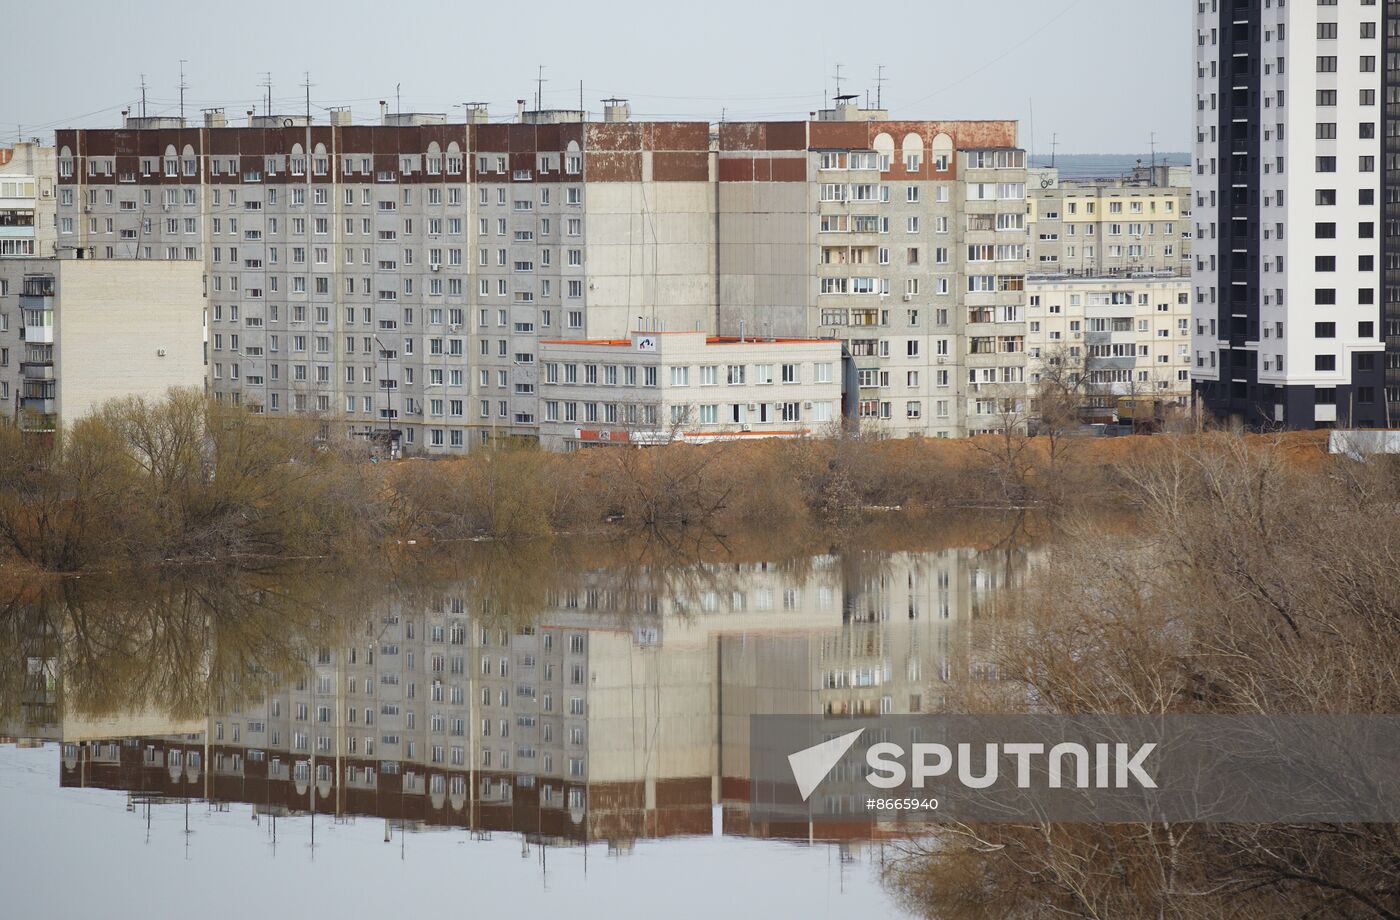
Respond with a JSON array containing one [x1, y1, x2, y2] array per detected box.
[[0, 387, 1331, 573]]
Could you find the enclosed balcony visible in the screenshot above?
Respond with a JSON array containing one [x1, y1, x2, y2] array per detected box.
[[22, 307, 54, 344], [19, 360, 54, 380], [22, 377, 56, 418]]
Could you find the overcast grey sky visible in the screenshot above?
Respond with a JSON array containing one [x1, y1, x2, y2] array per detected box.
[[2, 0, 1190, 154]]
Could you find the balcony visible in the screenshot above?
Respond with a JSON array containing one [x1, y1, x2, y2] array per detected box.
[[23, 315, 54, 343], [18, 408, 56, 434], [19, 361, 54, 380], [22, 396, 56, 416]]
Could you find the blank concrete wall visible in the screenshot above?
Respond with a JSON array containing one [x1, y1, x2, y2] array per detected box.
[[55, 260, 205, 424]]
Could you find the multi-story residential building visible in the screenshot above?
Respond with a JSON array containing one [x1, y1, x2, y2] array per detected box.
[[47, 99, 1040, 446], [54, 104, 715, 454], [1026, 275, 1194, 420], [1193, 0, 1396, 428], [536, 328, 844, 449], [0, 258, 204, 431], [1027, 167, 1192, 276], [718, 101, 1032, 437], [0, 143, 57, 259]]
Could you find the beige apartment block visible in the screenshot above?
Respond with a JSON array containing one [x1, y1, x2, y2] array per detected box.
[[1027, 166, 1192, 277], [717, 104, 1032, 438], [0, 143, 57, 259], [46, 99, 1048, 447], [535, 329, 843, 450], [1026, 275, 1193, 419], [0, 258, 205, 431], [55, 109, 715, 455]]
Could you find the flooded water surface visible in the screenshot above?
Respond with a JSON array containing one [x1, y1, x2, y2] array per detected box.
[[0, 519, 1038, 919]]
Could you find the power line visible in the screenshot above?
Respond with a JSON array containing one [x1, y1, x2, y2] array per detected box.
[[902, 0, 1089, 111]]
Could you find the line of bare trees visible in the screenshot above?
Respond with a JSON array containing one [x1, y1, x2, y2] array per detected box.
[[0, 386, 1318, 574], [883, 434, 1400, 920]]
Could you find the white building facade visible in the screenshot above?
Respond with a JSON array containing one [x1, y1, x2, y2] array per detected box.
[[1027, 275, 1194, 419], [1193, 0, 1393, 428], [536, 330, 844, 450]]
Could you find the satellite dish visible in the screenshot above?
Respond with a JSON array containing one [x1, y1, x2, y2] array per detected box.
[[1040, 177, 1053, 188], [283, 118, 295, 128]]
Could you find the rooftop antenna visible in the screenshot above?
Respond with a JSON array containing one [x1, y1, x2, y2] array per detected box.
[[396, 83, 401, 116], [535, 65, 547, 111], [1051, 132, 1058, 168], [303, 71, 313, 122], [875, 65, 887, 109], [1028, 97, 1035, 163], [1149, 131, 1158, 180], [178, 61, 188, 120], [832, 63, 844, 102], [139, 74, 148, 119], [261, 73, 273, 117]]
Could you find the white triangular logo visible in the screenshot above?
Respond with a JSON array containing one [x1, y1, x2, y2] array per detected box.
[[788, 729, 864, 801]]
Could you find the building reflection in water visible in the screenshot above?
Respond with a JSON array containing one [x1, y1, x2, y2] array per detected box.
[[1, 536, 1039, 852]]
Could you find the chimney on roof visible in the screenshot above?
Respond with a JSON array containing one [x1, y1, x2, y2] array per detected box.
[[517, 99, 527, 122], [379, 100, 388, 125]]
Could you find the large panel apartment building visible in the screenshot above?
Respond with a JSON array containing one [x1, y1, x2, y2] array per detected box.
[[718, 103, 1031, 437], [1027, 165, 1192, 277], [52, 99, 1036, 450], [1193, 0, 1400, 428]]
